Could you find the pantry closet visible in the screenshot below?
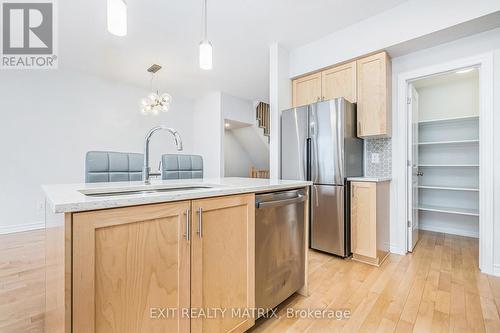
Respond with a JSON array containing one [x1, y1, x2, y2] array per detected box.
[[412, 68, 479, 238]]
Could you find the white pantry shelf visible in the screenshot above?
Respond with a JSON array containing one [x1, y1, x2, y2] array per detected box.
[[418, 164, 479, 167], [418, 185, 479, 192], [418, 115, 479, 125], [418, 139, 479, 146], [418, 204, 479, 217]]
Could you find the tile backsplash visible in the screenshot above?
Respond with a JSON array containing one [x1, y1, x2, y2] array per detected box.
[[364, 138, 392, 178]]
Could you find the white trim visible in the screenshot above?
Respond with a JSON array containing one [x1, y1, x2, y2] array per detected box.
[[494, 265, 500, 276], [390, 244, 406, 255], [395, 52, 495, 275], [0, 222, 45, 235], [419, 223, 479, 238]]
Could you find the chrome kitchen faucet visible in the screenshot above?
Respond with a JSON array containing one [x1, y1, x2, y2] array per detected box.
[[143, 125, 183, 184]]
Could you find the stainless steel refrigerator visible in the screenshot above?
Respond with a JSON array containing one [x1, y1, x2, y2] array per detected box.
[[281, 98, 363, 257]]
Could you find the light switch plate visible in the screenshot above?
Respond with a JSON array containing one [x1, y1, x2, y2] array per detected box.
[[371, 153, 380, 164]]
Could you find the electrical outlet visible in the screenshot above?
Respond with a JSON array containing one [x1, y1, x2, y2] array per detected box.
[[371, 153, 380, 164], [37, 201, 45, 214]]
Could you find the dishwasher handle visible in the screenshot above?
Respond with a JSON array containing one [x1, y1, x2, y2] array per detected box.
[[256, 193, 306, 209]]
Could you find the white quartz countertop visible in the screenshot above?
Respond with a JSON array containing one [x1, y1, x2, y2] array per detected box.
[[347, 177, 392, 182], [43, 177, 312, 214]]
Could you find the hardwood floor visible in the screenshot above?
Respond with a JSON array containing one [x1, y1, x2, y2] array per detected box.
[[0, 229, 45, 333], [250, 230, 500, 333], [1, 229, 500, 332]]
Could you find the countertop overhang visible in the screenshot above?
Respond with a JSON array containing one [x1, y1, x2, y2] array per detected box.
[[43, 177, 312, 214], [346, 177, 392, 182]]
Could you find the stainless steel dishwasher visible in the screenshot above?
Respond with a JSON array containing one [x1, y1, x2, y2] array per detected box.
[[255, 188, 306, 313]]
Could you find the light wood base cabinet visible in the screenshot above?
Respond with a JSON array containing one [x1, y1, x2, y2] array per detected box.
[[71, 193, 255, 333], [350, 181, 390, 267], [191, 194, 255, 333], [72, 201, 191, 333]]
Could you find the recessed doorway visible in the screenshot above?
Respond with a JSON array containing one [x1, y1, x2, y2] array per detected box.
[[407, 68, 480, 252], [396, 53, 494, 275]]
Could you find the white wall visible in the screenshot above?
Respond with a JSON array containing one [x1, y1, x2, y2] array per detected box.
[[289, 0, 500, 77], [390, 28, 500, 272], [223, 130, 254, 177], [0, 70, 195, 233], [193, 91, 268, 178], [221, 93, 255, 125], [192, 92, 223, 178], [269, 43, 291, 179], [230, 126, 269, 168], [417, 73, 479, 120]]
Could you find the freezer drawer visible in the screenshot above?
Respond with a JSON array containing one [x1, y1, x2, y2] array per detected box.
[[255, 189, 306, 313], [310, 184, 347, 256]]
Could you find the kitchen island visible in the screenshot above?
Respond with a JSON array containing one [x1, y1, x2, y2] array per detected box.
[[43, 177, 311, 333]]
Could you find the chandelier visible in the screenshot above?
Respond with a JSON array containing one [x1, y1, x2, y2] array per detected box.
[[140, 64, 172, 115]]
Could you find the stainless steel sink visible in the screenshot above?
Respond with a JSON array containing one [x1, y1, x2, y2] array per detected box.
[[80, 186, 214, 197]]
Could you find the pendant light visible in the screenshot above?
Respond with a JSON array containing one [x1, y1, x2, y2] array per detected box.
[[199, 0, 213, 70], [140, 64, 172, 115], [107, 0, 127, 36]]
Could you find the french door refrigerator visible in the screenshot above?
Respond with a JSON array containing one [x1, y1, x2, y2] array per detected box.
[[281, 98, 363, 257]]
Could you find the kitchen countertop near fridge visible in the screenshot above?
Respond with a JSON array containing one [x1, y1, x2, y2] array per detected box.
[[347, 177, 392, 182]]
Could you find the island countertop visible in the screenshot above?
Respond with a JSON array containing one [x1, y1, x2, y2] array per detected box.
[[43, 177, 312, 213]]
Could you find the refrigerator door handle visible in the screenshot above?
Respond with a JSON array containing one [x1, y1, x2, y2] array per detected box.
[[311, 134, 319, 183], [303, 139, 308, 181], [309, 111, 319, 183], [336, 107, 344, 182]]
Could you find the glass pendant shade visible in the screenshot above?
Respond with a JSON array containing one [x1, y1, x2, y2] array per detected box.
[[107, 0, 127, 36], [140, 91, 172, 115], [199, 41, 213, 70]]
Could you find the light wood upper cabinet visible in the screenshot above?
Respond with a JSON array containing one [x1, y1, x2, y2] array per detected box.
[[321, 61, 357, 103], [351, 181, 390, 267], [291, 51, 391, 138], [191, 194, 255, 333], [292, 72, 322, 107], [356, 52, 391, 138], [72, 201, 191, 333]]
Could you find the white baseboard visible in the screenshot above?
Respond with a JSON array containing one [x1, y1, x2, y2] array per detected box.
[[493, 265, 500, 277], [0, 221, 45, 235], [419, 224, 479, 238]]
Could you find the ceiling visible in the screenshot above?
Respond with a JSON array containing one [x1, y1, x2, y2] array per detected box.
[[413, 68, 478, 89], [58, 0, 408, 102]]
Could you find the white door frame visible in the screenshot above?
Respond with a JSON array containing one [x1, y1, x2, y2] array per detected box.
[[395, 53, 494, 275]]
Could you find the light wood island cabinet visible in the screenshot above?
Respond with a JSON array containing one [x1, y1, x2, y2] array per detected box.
[[191, 194, 255, 333], [72, 201, 191, 333], [350, 180, 390, 267], [68, 193, 254, 333]]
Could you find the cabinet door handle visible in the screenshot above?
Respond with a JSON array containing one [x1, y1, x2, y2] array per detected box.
[[184, 208, 190, 241], [197, 207, 203, 238]]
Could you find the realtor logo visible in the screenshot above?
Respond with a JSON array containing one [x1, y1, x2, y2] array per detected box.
[[1, 0, 57, 69]]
